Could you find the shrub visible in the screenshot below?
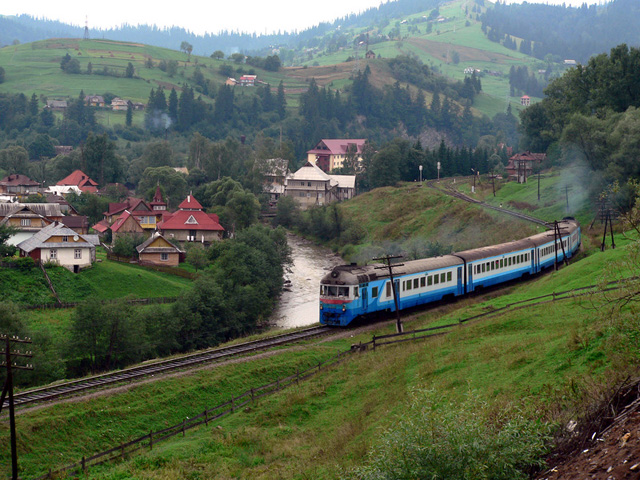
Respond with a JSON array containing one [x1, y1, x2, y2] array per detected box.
[[354, 389, 552, 480]]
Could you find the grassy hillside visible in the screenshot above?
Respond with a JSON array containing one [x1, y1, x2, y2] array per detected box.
[[2, 225, 635, 479], [0, 252, 192, 305], [0, 0, 561, 120]]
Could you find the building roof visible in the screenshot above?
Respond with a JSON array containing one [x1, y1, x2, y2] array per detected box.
[[0, 174, 40, 187], [0, 203, 63, 219], [110, 210, 143, 233], [91, 219, 110, 233], [17, 222, 95, 253], [330, 174, 356, 189], [60, 215, 88, 230], [178, 194, 204, 211], [56, 170, 99, 193], [307, 139, 367, 156], [288, 161, 338, 186], [158, 210, 224, 232], [136, 233, 184, 254]]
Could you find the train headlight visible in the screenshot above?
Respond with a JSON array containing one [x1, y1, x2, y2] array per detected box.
[[342, 304, 346, 312], [320, 303, 323, 310]]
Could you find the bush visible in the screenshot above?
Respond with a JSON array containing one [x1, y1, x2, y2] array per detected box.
[[354, 389, 552, 480]]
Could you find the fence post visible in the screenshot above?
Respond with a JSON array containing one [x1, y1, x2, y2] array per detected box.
[[120, 443, 124, 459], [149, 430, 153, 450], [182, 418, 186, 437], [373, 335, 376, 350], [276, 379, 280, 390], [81, 456, 86, 473], [231, 397, 235, 412], [204, 409, 208, 426], [251, 388, 254, 402], [296, 369, 299, 384], [48, 469, 52, 479]]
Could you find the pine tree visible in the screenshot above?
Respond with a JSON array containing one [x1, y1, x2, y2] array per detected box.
[[277, 81, 286, 119], [126, 103, 133, 127], [168, 88, 179, 121]]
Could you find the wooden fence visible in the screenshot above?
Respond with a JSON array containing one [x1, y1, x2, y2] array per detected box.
[[32, 349, 353, 479]]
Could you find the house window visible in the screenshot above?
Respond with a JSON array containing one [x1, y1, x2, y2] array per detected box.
[[161, 253, 169, 261], [50, 249, 57, 259], [63, 236, 68, 242], [185, 215, 198, 225], [74, 249, 81, 259], [300, 181, 304, 186], [299, 192, 305, 197], [308, 182, 311, 186], [21, 218, 31, 227]]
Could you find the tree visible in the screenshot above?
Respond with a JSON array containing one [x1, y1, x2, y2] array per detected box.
[[0, 224, 17, 257], [125, 62, 134, 78], [211, 50, 225, 60], [180, 41, 193, 61], [230, 53, 245, 64], [0, 66, 5, 83], [138, 166, 188, 209], [84, 132, 121, 186], [185, 243, 209, 271], [277, 80, 286, 119], [125, 102, 133, 127]]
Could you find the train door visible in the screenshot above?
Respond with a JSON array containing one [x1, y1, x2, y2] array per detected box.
[[394, 279, 401, 308], [362, 285, 368, 310], [530, 249, 535, 273], [468, 264, 473, 292], [457, 267, 463, 295]]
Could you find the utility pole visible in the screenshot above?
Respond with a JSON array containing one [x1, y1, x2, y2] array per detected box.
[[491, 171, 495, 197], [373, 255, 405, 333], [538, 168, 541, 201], [1, 334, 33, 480]]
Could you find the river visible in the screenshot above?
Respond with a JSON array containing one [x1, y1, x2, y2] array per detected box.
[[271, 233, 344, 328]]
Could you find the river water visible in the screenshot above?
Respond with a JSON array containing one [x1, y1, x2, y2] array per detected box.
[[271, 234, 344, 328]]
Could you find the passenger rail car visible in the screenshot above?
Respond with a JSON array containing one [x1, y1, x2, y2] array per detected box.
[[320, 218, 581, 326]]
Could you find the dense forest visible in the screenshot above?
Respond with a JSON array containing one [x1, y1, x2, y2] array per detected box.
[[481, 0, 640, 63]]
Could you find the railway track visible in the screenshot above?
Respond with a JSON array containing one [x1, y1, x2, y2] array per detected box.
[[4, 325, 330, 409], [426, 178, 551, 227]]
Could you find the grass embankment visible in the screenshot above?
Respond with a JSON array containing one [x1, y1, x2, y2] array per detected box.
[[0, 254, 191, 306], [2, 225, 635, 479]]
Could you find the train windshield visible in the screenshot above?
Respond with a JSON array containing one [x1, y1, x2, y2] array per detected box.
[[320, 285, 350, 298]]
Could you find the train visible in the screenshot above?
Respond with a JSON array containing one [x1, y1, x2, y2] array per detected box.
[[319, 217, 581, 326]]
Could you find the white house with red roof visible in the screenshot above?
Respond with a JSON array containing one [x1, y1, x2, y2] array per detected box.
[[157, 194, 224, 244], [306, 139, 367, 173], [55, 170, 99, 193]]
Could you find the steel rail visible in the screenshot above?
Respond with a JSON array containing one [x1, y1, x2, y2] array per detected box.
[[4, 325, 330, 409]]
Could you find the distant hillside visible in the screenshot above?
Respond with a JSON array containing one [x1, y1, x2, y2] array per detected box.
[[481, 0, 640, 63]]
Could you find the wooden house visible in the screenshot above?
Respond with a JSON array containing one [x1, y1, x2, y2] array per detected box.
[[136, 233, 184, 266]]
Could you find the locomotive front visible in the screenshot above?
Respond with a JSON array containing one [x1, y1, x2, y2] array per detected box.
[[319, 265, 362, 326]]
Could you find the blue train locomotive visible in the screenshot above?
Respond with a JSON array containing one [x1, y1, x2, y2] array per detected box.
[[319, 218, 581, 326]]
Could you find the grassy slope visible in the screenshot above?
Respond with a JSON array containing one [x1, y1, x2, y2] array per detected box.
[[0, 0, 558, 120], [1, 175, 629, 478], [1, 228, 632, 479], [0, 254, 191, 306]]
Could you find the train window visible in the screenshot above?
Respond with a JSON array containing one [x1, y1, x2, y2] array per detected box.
[[500, 259, 504, 268], [434, 275, 439, 284], [386, 282, 392, 297], [469, 265, 473, 276], [354, 287, 359, 297], [406, 281, 412, 291], [508, 257, 512, 266], [421, 277, 426, 287], [441, 273, 446, 283], [372, 286, 379, 298], [427, 276, 432, 286], [414, 278, 419, 289], [491, 261, 495, 270], [447, 271, 452, 282], [327, 286, 337, 296], [338, 287, 349, 297]]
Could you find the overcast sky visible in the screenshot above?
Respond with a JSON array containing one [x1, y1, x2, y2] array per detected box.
[[1, 0, 603, 36]]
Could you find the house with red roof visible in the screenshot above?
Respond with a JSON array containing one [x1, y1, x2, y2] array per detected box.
[[110, 210, 145, 240], [306, 139, 367, 173], [520, 95, 531, 106], [506, 151, 547, 183], [55, 170, 99, 193], [157, 194, 224, 244], [0, 174, 41, 197]]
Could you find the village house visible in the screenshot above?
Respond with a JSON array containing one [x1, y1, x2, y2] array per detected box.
[[506, 151, 547, 183], [157, 194, 224, 244], [0, 174, 41, 198], [84, 95, 105, 107], [17, 221, 97, 273], [239, 75, 257, 86], [0, 203, 64, 245], [136, 233, 184, 266], [131, 102, 145, 111], [45, 100, 67, 111], [284, 161, 356, 209], [226, 77, 238, 86], [110, 97, 130, 111], [306, 139, 367, 173], [54, 145, 73, 156], [110, 210, 146, 240], [55, 170, 99, 193], [365, 50, 376, 59], [520, 95, 531, 106]]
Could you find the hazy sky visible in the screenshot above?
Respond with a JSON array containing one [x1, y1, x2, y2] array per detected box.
[[1, 0, 603, 35]]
